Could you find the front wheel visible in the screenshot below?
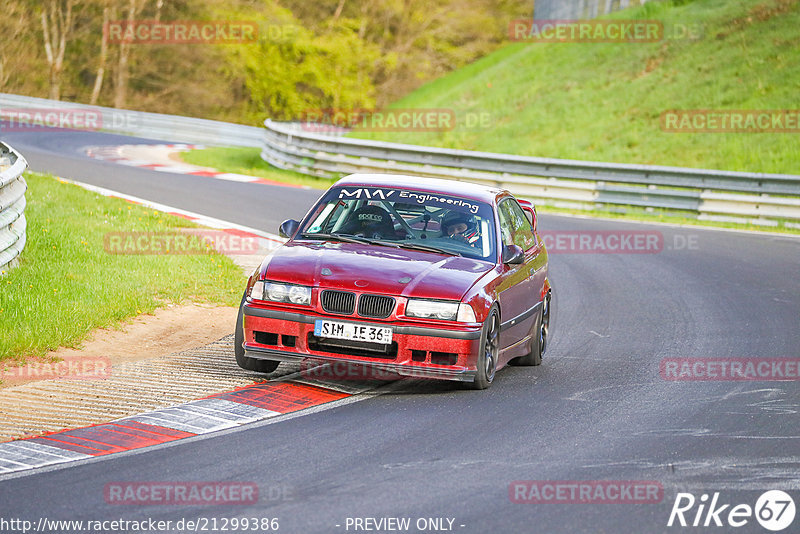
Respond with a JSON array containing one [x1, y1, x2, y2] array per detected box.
[[467, 306, 500, 390], [235, 293, 280, 374]]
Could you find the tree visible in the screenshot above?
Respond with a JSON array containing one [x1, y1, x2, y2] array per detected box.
[[0, 2, 30, 90], [90, 3, 110, 104], [114, 0, 142, 108], [230, 12, 382, 121], [283, 0, 530, 105], [40, 0, 76, 100]]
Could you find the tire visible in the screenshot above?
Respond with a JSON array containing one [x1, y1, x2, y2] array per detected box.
[[512, 294, 549, 367], [467, 305, 500, 390], [235, 293, 280, 374]]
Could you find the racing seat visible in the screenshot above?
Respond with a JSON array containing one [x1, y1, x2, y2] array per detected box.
[[339, 205, 397, 240]]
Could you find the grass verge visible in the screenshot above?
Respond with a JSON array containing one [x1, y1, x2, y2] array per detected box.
[[0, 172, 246, 363]]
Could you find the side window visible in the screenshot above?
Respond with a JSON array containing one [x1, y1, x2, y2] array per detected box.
[[498, 202, 515, 246], [499, 199, 536, 251]]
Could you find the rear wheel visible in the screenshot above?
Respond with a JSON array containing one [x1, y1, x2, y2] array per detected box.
[[235, 293, 280, 374], [467, 306, 500, 390]]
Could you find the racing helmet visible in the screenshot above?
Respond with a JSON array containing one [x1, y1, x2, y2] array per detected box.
[[441, 210, 478, 241]]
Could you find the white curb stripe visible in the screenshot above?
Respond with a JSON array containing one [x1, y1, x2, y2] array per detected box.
[[121, 399, 281, 434], [166, 398, 280, 422], [0, 441, 91, 472], [85, 143, 313, 189]]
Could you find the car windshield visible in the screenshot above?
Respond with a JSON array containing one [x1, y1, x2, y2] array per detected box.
[[300, 186, 497, 262]]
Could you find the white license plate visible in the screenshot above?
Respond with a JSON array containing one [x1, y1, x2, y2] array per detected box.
[[314, 320, 393, 345]]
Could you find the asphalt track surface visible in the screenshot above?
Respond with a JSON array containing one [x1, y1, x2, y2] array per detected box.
[[1, 129, 799, 533]]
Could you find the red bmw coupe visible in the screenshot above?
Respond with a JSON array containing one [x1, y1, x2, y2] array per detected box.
[[235, 174, 551, 389]]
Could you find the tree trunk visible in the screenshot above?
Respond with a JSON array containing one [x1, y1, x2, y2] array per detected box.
[[114, 0, 138, 108], [40, 1, 74, 101], [90, 6, 110, 105], [333, 0, 346, 21]]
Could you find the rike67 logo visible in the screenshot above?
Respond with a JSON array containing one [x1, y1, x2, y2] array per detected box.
[[668, 491, 795, 531]]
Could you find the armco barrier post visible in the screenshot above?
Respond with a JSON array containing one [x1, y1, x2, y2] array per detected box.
[[0, 142, 28, 274]]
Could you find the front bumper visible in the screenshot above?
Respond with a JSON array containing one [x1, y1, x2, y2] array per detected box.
[[242, 303, 482, 382]]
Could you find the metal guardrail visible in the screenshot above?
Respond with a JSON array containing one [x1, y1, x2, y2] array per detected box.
[[0, 142, 28, 273], [534, 0, 652, 20], [261, 120, 800, 224], [1, 92, 797, 225], [0, 93, 263, 148]]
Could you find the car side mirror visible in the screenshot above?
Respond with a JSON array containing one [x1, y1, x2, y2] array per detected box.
[[502, 244, 524, 265], [279, 219, 300, 239]]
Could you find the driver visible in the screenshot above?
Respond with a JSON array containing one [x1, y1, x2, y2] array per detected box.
[[339, 204, 396, 239], [441, 210, 480, 246]]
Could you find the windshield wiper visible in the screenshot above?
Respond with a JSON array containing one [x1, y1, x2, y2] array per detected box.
[[300, 232, 371, 244], [373, 240, 461, 256], [302, 233, 460, 256]]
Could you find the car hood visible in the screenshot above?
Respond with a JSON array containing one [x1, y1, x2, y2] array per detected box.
[[262, 241, 494, 301]]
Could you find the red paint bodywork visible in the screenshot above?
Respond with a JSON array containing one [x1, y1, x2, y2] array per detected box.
[[240, 174, 551, 383]]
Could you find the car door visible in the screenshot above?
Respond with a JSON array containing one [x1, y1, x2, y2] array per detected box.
[[506, 198, 547, 303], [496, 198, 543, 355]]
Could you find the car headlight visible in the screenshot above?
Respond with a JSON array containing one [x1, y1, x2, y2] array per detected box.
[[250, 281, 311, 306], [405, 299, 476, 322]]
